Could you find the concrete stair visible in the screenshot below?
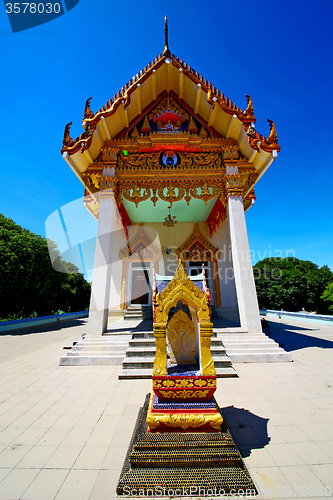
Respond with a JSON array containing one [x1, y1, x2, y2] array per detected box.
[[216, 331, 293, 362], [59, 334, 132, 366], [123, 305, 152, 321], [118, 332, 237, 379]]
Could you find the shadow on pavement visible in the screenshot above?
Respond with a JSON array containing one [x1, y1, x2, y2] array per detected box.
[[222, 405, 270, 458], [0, 318, 88, 336], [266, 319, 333, 352]]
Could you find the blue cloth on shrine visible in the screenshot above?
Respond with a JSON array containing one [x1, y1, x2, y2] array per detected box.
[[156, 279, 204, 295], [167, 363, 200, 376]]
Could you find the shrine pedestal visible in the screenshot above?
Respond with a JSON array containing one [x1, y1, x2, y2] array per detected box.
[[116, 394, 257, 496]]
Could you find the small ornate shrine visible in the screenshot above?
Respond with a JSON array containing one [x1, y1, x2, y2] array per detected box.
[[147, 260, 223, 432]]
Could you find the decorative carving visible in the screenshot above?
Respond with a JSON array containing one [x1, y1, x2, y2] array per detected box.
[[224, 173, 243, 198], [177, 223, 219, 261], [122, 184, 151, 207], [267, 119, 279, 146], [131, 126, 140, 140], [102, 147, 118, 163], [166, 310, 196, 365], [153, 332, 167, 376], [187, 116, 198, 133], [146, 405, 223, 431], [153, 377, 216, 389], [63, 122, 74, 148], [84, 97, 94, 119], [246, 123, 262, 152], [244, 94, 255, 122], [189, 183, 219, 206], [141, 115, 151, 134], [148, 94, 189, 124], [158, 185, 185, 207], [119, 225, 162, 262], [162, 390, 210, 399]]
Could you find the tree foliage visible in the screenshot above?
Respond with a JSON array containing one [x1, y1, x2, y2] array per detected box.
[[321, 283, 333, 314], [0, 214, 91, 319], [253, 257, 333, 313]]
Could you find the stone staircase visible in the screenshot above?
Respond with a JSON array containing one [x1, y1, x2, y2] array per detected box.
[[118, 331, 237, 379], [123, 305, 153, 321], [216, 331, 293, 363], [59, 333, 132, 366]]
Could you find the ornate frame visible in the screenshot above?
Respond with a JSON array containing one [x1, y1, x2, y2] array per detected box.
[[119, 226, 162, 309]]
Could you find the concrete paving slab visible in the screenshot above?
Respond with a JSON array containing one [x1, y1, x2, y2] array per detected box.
[[0, 316, 332, 499]]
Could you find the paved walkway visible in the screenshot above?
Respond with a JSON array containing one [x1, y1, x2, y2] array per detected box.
[[0, 316, 332, 499]]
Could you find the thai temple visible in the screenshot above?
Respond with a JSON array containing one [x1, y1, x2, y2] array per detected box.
[[59, 17, 292, 494]]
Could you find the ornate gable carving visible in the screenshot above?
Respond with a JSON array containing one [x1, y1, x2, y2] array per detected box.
[[119, 226, 162, 261], [177, 224, 219, 261]]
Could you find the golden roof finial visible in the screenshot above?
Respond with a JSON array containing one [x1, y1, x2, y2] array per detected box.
[[163, 15, 171, 58]]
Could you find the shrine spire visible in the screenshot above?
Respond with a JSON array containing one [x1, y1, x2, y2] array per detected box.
[[163, 15, 171, 58]]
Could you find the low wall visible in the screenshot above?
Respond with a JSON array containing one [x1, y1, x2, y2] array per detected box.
[[260, 309, 333, 325], [0, 311, 89, 333]]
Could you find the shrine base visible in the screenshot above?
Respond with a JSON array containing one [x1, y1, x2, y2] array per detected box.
[[116, 394, 257, 496]]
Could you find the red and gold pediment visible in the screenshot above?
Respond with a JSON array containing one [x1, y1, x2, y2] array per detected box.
[[177, 224, 219, 261], [119, 225, 162, 261]]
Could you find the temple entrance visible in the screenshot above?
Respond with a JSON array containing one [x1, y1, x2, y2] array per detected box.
[[130, 265, 150, 305]]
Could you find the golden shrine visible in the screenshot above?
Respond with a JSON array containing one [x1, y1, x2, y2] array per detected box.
[[60, 17, 281, 494]]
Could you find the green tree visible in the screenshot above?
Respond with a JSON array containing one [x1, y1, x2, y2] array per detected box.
[[321, 283, 333, 313], [253, 257, 333, 313], [0, 214, 91, 319], [59, 272, 91, 313]]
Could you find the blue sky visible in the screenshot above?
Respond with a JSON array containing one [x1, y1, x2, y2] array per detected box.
[[1, 0, 333, 278]]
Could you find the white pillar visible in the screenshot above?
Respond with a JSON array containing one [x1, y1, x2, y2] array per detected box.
[[87, 192, 117, 336], [227, 193, 262, 333]]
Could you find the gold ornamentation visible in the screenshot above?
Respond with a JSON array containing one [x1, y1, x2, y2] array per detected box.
[[189, 183, 219, 206], [162, 390, 210, 399], [150, 188, 158, 207], [166, 310, 196, 365], [163, 205, 178, 227], [158, 185, 185, 207], [244, 95, 255, 121], [177, 224, 218, 260], [63, 122, 74, 148], [146, 408, 223, 431], [153, 332, 167, 376], [122, 184, 151, 207], [102, 147, 118, 164], [148, 95, 189, 123], [267, 119, 279, 146], [194, 379, 206, 387], [224, 173, 243, 198], [119, 225, 162, 262], [84, 97, 94, 119], [155, 260, 211, 324], [200, 329, 215, 376], [162, 379, 175, 388]]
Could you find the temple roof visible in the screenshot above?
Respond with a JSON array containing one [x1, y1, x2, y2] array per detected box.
[[62, 46, 280, 186]]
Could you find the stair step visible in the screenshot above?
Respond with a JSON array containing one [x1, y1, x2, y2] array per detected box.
[[60, 355, 124, 366], [227, 352, 292, 363]]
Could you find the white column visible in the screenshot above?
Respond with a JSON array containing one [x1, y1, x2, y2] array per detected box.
[[227, 193, 262, 333], [87, 192, 117, 336]]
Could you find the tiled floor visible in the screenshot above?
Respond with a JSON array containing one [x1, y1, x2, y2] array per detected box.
[[0, 316, 332, 499]]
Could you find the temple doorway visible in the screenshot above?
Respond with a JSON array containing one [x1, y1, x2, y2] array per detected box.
[[130, 264, 150, 305]]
